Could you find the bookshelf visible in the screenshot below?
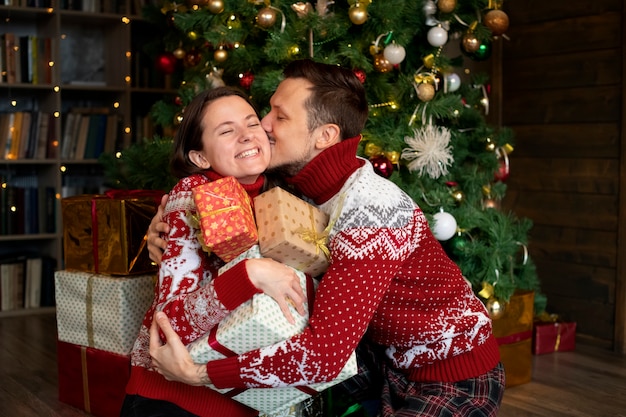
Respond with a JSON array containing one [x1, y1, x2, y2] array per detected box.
[[0, 0, 173, 316]]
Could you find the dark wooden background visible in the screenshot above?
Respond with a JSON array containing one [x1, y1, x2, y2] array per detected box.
[[498, 0, 626, 351]]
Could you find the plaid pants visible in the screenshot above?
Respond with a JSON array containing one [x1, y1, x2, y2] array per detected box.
[[300, 340, 505, 417]]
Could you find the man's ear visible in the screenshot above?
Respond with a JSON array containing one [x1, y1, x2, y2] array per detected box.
[[315, 123, 341, 150], [188, 150, 211, 169]]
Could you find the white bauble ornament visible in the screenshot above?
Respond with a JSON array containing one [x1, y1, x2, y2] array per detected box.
[[446, 72, 461, 92], [427, 26, 448, 47], [383, 43, 406, 65], [432, 211, 457, 241]]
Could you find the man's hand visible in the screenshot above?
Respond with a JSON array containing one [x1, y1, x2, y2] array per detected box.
[[147, 194, 170, 264], [149, 311, 211, 386]]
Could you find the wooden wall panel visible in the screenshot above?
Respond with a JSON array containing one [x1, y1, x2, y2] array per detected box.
[[501, 1, 623, 349]]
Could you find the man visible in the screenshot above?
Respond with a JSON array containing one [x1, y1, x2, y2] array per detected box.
[[148, 59, 505, 416]]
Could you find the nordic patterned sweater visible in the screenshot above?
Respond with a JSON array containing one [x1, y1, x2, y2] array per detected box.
[[206, 136, 501, 390], [125, 169, 264, 417]]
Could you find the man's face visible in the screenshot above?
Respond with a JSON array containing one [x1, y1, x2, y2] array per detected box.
[[262, 77, 318, 176]]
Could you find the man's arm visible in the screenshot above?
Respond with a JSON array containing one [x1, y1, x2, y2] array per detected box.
[[148, 194, 170, 264]]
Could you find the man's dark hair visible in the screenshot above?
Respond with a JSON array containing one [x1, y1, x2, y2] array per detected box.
[[283, 59, 368, 140]]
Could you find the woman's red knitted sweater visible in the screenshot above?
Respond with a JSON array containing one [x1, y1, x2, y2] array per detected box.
[[125, 170, 265, 417]]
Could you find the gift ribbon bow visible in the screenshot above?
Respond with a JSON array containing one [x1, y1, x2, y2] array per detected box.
[[294, 205, 331, 260], [207, 275, 319, 397]]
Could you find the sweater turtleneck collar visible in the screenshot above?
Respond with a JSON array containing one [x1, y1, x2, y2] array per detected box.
[[286, 136, 365, 205], [204, 170, 266, 199]]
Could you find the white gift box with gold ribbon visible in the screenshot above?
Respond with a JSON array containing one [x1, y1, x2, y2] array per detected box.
[[187, 246, 357, 416], [55, 270, 155, 355], [254, 187, 330, 277]]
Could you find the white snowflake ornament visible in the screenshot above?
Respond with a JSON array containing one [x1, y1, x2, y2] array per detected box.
[[402, 123, 454, 179]]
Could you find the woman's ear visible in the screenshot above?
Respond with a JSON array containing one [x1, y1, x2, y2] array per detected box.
[[315, 123, 341, 150], [188, 150, 211, 169]]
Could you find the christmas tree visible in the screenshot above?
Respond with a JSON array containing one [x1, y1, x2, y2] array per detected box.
[[101, 0, 544, 314]]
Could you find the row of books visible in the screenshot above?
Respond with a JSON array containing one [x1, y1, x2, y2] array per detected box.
[[0, 255, 56, 312], [0, 0, 52, 7], [0, 184, 56, 235], [1, 33, 53, 85], [0, 111, 59, 160], [60, 110, 120, 160]]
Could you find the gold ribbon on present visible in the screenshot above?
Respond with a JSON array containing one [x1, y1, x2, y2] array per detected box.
[[186, 211, 213, 254], [294, 205, 331, 261], [85, 275, 95, 348], [80, 346, 91, 413]]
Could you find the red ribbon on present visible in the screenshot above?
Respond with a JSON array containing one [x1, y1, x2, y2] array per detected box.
[[208, 274, 318, 397], [89, 189, 164, 273]]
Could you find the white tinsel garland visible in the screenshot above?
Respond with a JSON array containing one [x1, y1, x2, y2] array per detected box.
[[401, 123, 454, 179]]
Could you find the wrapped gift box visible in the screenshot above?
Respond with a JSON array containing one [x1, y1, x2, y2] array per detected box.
[[55, 270, 155, 355], [492, 290, 534, 387], [187, 246, 357, 415], [192, 176, 257, 262], [533, 321, 576, 355], [254, 187, 330, 277], [62, 190, 162, 275], [57, 340, 130, 417]]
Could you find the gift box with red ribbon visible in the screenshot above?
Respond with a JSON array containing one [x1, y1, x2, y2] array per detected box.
[[61, 190, 162, 275], [492, 290, 534, 387], [192, 176, 257, 263], [532, 318, 576, 355], [57, 339, 130, 417], [254, 186, 330, 277], [187, 245, 357, 415]]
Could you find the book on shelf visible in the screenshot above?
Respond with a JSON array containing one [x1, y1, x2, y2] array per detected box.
[[0, 255, 56, 312], [16, 111, 32, 160], [3, 33, 17, 84], [46, 114, 59, 159], [0, 182, 55, 236], [72, 114, 91, 160]]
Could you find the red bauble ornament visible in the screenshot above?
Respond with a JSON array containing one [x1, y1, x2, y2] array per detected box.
[[353, 68, 366, 84], [494, 158, 510, 182], [239, 71, 254, 89], [174, 96, 183, 106], [371, 155, 394, 178], [156, 52, 178, 74], [184, 49, 202, 67]]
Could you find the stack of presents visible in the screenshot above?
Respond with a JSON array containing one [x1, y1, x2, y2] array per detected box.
[[492, 290, 577, 387], [55, 179, 356, 417]]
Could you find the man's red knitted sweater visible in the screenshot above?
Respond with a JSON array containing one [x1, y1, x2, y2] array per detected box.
[[206, 137, 500, 390], [125, 170, 265, 417]]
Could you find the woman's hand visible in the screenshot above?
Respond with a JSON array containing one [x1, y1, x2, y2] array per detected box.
[[149, 311, 210, 386], [147, 194, 170, 264], [245, 258, 307, 325]]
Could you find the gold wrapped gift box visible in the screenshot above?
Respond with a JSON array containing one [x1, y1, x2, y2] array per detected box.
[[492, 290, 534, 387], [254, 187, 330, 277], [62, 191, 161, 275]]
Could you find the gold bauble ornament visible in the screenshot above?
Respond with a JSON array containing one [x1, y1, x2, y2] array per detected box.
[[348, 3, 368, 25], [385, 151, 400, 165], [206, 0, 224, 13], [257, 7, 277, 28], [461, 33, 481, 53], [437, 0, 456, 13], [369, 44, 381, 56], [416, 83, 436, 102], [485, 297, 505, 320], [373, 53, 393, 73], [484, 9, 509, 36], [214, 47, 228, 63], [173, 47, 186, 59]]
